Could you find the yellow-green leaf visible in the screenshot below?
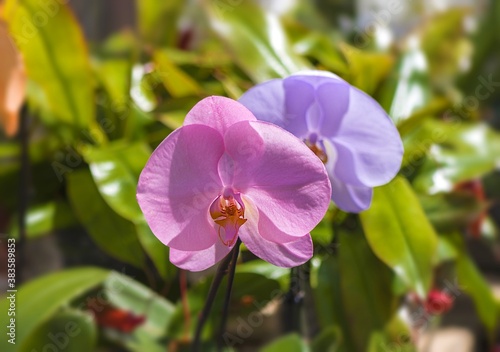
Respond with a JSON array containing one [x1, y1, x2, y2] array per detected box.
[[360, 177, 438, 298]]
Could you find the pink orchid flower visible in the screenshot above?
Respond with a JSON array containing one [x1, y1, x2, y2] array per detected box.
[[137, 96, 331, 271]]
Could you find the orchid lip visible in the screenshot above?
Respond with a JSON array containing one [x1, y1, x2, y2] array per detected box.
[[209, 189, 247, 246]]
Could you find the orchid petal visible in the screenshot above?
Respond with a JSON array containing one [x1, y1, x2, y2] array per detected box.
[[169, 241, 233, 272], [280, 73, 403, 187], [282, 77, 315, 138], [329, 174, 373, 212], [137, 124, 224, 251], [329, 86, 403, 187], [238, 79, 286, 127], [224, 120, 331, 238], [184, 96, 256, 136]]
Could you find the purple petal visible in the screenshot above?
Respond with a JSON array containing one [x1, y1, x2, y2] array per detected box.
[[329, 85, 403, 187], [282, 77, 315, 138], [238, 79, 286, 127], [137, 124, 224, 251], [184, 96, 256, 136], [315, 82, 350, 136], [283, 72, 403, 187], [329, 175, 373, 212], [169, 240, 233, 272], [223, 120, 331, 239]]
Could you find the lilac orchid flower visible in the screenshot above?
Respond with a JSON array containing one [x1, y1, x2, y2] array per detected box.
[[137, 96, 331, 271], [239, 70, 404, 212]]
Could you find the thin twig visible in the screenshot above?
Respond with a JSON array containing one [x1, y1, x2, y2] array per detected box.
[[191, 244, 238, 352], [180, 270, 191, 341], [217, 239, 241, 350]]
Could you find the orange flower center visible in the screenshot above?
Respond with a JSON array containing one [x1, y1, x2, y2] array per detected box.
[[305, 139, 328, 164], [209, 192, 247, 246]]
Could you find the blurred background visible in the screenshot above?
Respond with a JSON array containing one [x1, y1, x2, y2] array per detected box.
[[1, 0, 500, 351]]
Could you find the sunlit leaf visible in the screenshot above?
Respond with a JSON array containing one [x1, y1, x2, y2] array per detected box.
[[8, 200, 77, 239], [339, 43, 394, 95], [4, 0, 94, 129], [154, 50, 203, 98], [292, 31, 349, 76], [93, 32, 135, 114], [378, 44, 431, 125], [0, 21, 25, 136], [67, 169, 145, 268], [455, 247, 499, 339], [261, 333, 309, 352], [236, 260, 289, 290], [20, 310, 97, 352], [104, 272, 176, 338], [420, 9, 472, 83], [360, 177, 438, 298], [0, 267, 108, 351], [205, 1, 309, 82], [412, 121, 500, 193], [83, 141, 150, 222]]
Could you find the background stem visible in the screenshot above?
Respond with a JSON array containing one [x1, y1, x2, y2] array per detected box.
[[217, 238, 241, 350], [191, 242, 240, 352]]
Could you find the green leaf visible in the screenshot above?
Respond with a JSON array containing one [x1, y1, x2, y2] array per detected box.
[[339, 43, 394, 95], [136, 222, 173, 280], [82, 142, 171, 277], [261, 333, 309, 352], [83, 141, 150, 222], [20, 310, 97, 352], [436, 235, 459, 264], [5, 0, 94, 129], [412, 121, 500, 193], [67, 169, 145, 268], [311, 206, 335, 247], [158, 110, 188, 130], [206, 1, 309, 82], [360, 177, 438, 298], [292, 31, 349, 76], [93, 32, 135, 112], [154, 50, 203, 98], [378, 46, 431, 125], [137, 0, 183, 47], [0, 267, 108, 352], [338, 232, 395, 352], [104, 272, 176, 339], [420, 9, 471, 82], [236, 260, 290, 290], [314, 256, 357, 352], [311, 325, 342, 352], [8, 200, 77, 239], [419, 192, 485, 232], [456, 252, 499, 339]]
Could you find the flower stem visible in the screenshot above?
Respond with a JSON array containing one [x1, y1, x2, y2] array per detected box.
[[218, 239, 241, 350], [191, 241, 241, 352]]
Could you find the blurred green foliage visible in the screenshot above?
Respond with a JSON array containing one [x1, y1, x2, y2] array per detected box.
[[0, 0, 499, 351]]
